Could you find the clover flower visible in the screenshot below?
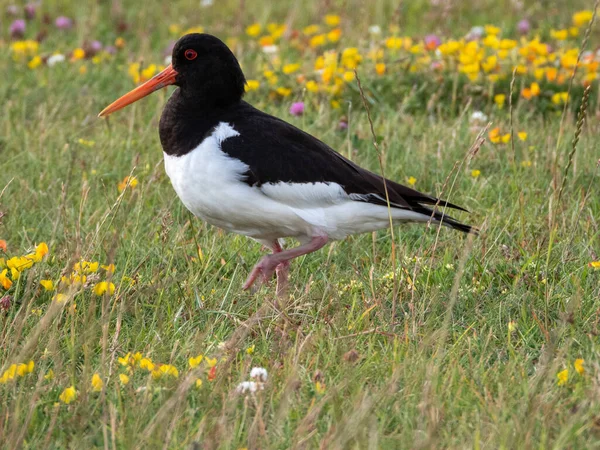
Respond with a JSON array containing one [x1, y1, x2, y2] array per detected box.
[[10, 19, 26, 39], [236, 381, 258, 393], [289, 102, 304, 116], [250, 367, 268, 382], [55, 16, 73, 30]]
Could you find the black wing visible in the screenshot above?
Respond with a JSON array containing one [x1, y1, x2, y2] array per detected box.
[[221, 102, 474, 233]]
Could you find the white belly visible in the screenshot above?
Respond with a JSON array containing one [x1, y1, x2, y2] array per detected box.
[[163, 122, 431, 241]]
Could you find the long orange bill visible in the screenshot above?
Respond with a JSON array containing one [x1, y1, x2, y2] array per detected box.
[[98, 64, 178, 117]]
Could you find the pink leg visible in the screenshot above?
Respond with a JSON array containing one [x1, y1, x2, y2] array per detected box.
[[243, 235, 329, 292], [271, 241, 292, 297]]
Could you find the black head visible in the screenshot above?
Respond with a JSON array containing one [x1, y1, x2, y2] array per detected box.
[[171, 33, 246, 107], [99, 33, 246, 117]]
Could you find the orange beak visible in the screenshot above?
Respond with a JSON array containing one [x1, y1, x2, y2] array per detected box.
[[98, 64, 178, 117]]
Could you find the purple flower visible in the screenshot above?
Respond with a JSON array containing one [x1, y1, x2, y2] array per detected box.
[[10, 19, 26, 38], [289, 102, 304, 116], [338, 120, 348, 130], [0, 295, 11, 312], [55, 16, 73, 30], [86, 40, 103, 55], [24, 3, 36, 20], [424, 34, 441, 50], [104, 45, 117, 55], [517, 19, 530, 35]]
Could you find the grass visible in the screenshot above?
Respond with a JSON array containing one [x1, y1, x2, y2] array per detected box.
[[2, 0, 600, 448]]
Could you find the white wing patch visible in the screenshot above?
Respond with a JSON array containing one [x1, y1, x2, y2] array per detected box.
[[260, 181, 348, 207]]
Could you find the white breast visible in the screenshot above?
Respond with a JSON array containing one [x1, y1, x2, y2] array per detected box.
[[164, 122, 433, 241]]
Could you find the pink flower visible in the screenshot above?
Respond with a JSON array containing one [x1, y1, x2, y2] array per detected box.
[[10, 19, 26, 38], [55, 16, 73, 30], [289, 102, 305, 116], [424, 34, 441, 50], [517, 19, 530, 35], [24, 3, 36, 20], [0, 295, 11, 311]]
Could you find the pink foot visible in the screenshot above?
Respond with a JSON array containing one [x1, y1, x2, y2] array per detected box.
[[242, 255, 280, 290]]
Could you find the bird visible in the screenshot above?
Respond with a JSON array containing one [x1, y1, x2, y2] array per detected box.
[[99, 33, 475, 296]]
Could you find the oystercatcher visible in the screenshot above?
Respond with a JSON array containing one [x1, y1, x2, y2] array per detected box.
[[99, 33, 474, 295]]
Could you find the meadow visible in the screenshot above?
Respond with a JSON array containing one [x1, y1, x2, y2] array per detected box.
[[2, 0, 600, 448]]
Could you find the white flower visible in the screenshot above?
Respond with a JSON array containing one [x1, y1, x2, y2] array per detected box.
[[250, 367, 268, 382], [236, 381, 258, 394], [470, 111, 488, 123], [47, 54, 65, 67], [261, 45, 279, 55], [368, 25, 381, 35], [200, 0, 214, 6]]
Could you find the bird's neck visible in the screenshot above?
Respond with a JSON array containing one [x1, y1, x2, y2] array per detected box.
[[159, 88, 242, 157]]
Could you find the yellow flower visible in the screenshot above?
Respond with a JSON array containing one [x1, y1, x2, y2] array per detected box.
[[245, 80, 260, 92], [303, 25, 320, 35], [518, 132, 528, 141], [282, 63, 300, 74], [28, 55, 42, 70], [324, 14, 341, 27], [305, 80, 319, 93], [590, 261, 600, 268], [189, 355, 204, 368], [115, 37, 125, 49], [494, 94, 506, 108], [140, 358, 155, 371], [16, 363, 29, 377], [118, 176, 138, 192], [574, 359, 585, 375], [205, 357, 217, 368], [10, 40, 39, 59], [195, 378, 203, 388], [44, 369, 54, 380], [93, 281, 115, 296], [246, 23, 261, 37], [407, 176, 417, 186], [246, 345, 255, 355], [485, 25, 501, 35], [275, 87, 292, 97], [72, 48, 86, 60], [315, 381, 326, 395], [342, 71, 355, 82], [53, 293, 68, 303], [59, 386, 77, 404], [74, 261, 99, 274], [101, 264, 115, 273], [119, 373, 130, 385], [501, 133, 511, 144], [375, 63, 386, 75], [309, 34, 326, 48], [573, 10, 593, 27], [551, 92, 569, 105], [557, 369, 569, 386], [521, 160, 532, 168], [91, 373, 103, 392], [551, 29, 568, 41], [471, 170, 481, 178], [152, 364, 179, 380], [330, 100, 340, 109], [0, 269, 12, 290], [0, 364, 17, 383], [327, 28, 342, 43]]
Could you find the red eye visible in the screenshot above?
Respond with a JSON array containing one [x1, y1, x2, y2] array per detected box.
[[184, 49, 197, 60]]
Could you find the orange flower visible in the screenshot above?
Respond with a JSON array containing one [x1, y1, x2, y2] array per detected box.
[[0, 240, 6, 252]]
